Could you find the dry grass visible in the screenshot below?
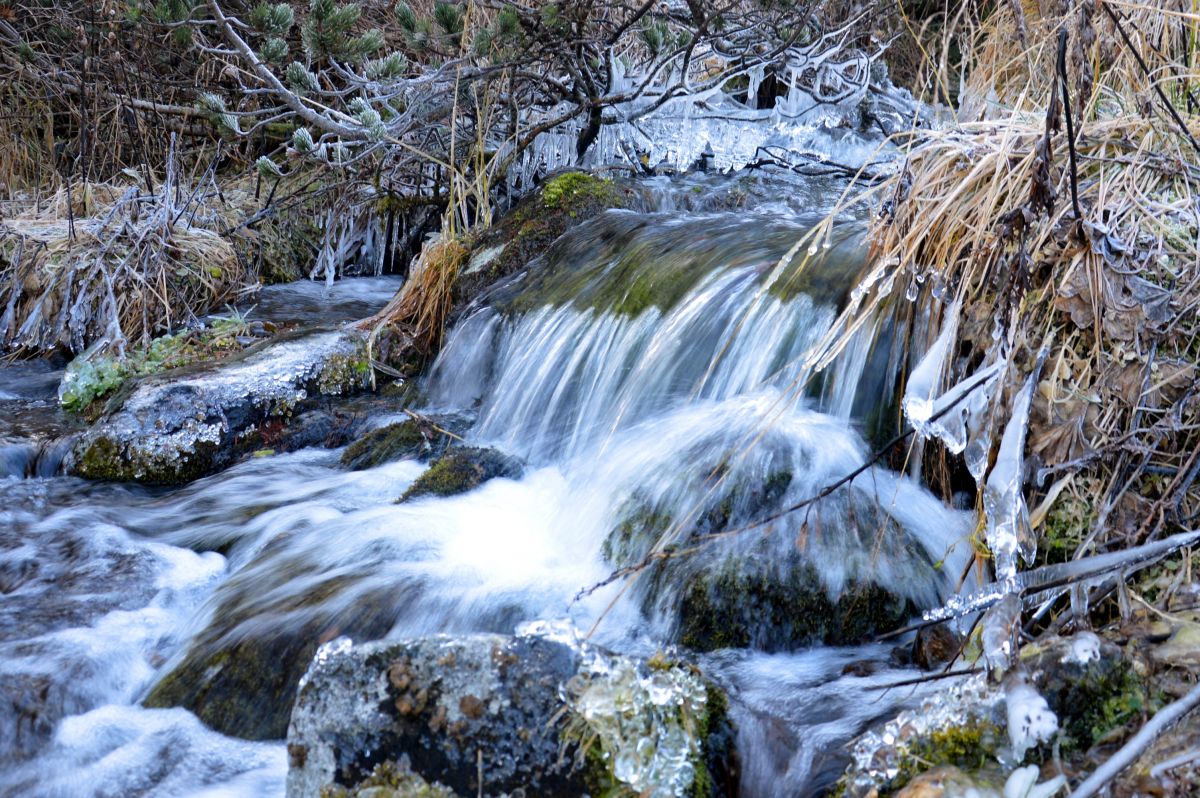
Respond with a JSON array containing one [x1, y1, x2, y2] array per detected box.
[[815, 0, 1200, 582], [360, 234, 468, 370], [0, 156, 252, 356]]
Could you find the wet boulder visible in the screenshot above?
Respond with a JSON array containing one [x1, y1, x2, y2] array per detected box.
[[285, 633, 739, 798], [340, 414, 464, 471], [70, 329, 372, 485], [397, 447, 524, 502], [606, 476, 933, 653]]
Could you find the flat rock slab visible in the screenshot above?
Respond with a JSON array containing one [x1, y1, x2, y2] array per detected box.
[[69, 329, 371, 484]]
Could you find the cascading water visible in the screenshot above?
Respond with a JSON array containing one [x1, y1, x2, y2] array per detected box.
[[0, 173, 974, 798]]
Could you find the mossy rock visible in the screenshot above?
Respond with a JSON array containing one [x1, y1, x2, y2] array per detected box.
[[398, 447, 524, 502], [340, 415, 463, 470], [144, 571, 400, 741], [677, 557, 914, 652], [453, 172, 633, 308], [1018, 634, 1159, 755], [75, 427, 223, 484], [70, 330, 372, 486], [605, 469, 921, 653]]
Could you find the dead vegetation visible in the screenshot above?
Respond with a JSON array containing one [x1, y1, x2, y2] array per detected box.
[[0, 144, 251, 355], [818, 1, 1200, 624]]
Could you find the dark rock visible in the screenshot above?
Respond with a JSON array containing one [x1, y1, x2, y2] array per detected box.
[[70, 330, 371, 485], [398, 447, 524, 502], [606, 474, 928, 653], [676, 555, 915, 652], [914, 623, 963, 670], [285, 634, 739, 798], [341, 415, 464, 470]]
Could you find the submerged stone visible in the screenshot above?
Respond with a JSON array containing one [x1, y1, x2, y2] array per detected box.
[[397, 446, 523, 502], [285, 633, 738, 798], [143, 560, 400, 741], [69, 329, 372, 485]]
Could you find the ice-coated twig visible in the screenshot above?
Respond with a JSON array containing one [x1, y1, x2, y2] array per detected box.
[[1067, 682, 1200, 798], [885, 527, 1200, 636]]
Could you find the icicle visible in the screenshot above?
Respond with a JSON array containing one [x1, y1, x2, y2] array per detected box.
[[903, 300, 1005, 458], [982, 348, 1048, 581], [980, 593, 1022, 676]]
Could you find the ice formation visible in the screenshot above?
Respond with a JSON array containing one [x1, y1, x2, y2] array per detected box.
[[902, 300, 1005, 467], [564, 654, 709, 798], [1004, 674, 1058, 762], [983, 364, 1041, 580]]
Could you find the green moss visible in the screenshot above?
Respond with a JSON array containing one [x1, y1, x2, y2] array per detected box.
[[316, 343, 373, 395], [61, 316, 259, 414], [75, 434, 220, 485], [452, 172, 631, 308], [397, 447, 522, 502], [689, 684, 734, 798], [540, 172, 621, 210], [885, 721, 1006, 795], [342, 420, 431, 469], [1058, 661, 1158, 753], [1038, 489, 1095, 566]]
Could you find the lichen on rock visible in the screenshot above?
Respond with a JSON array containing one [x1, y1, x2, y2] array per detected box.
[[284, 633, 738, 798]]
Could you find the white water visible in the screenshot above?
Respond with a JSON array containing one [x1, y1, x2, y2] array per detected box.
[[0, 181, 976, 798]]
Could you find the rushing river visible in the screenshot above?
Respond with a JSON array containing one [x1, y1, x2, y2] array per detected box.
[[0, 173, 971, 797]]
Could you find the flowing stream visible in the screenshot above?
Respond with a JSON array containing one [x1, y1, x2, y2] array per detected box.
[[0, 172, 971, 798]]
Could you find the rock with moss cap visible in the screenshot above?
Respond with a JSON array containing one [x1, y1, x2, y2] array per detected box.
[[284, 633, 738, 798], [397, 446, 523, 502], [453, 171, 633, 309], [340, 414, 465, 470], [836, 632, 1155, 797], [69, 329, 372, 485]]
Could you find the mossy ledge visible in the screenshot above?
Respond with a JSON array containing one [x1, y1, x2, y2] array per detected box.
[[340, 415, 464, 470], [452, 171, 633, 310]]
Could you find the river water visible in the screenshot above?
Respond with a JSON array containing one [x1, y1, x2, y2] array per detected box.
[[0, 172, 971, 797]]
